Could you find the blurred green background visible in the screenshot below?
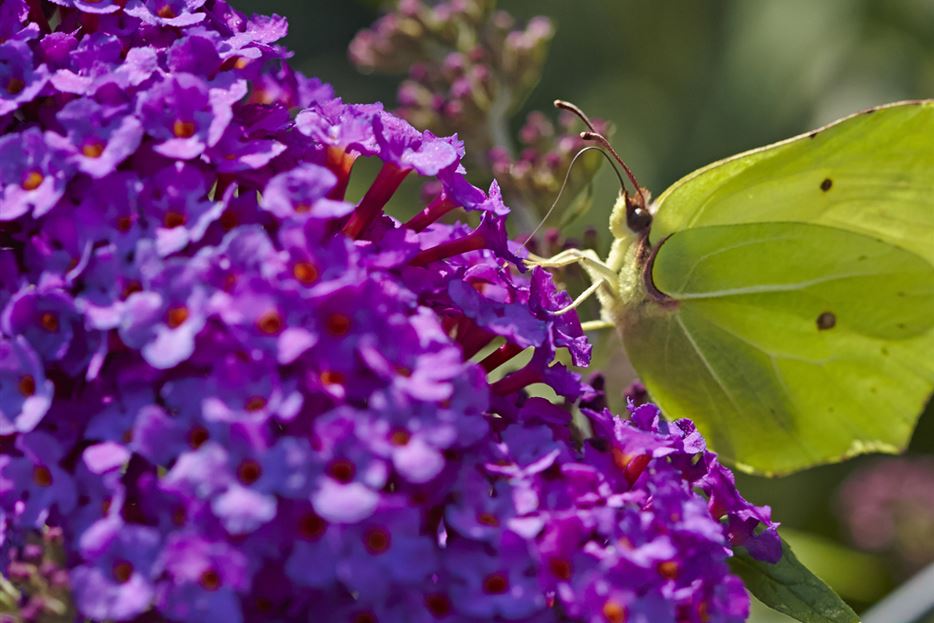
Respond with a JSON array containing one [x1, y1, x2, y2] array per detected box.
[[236, 1, 934, 619]]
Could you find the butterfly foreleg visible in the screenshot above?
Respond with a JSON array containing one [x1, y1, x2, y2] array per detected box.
[[579, 320, 615, 331], [526, 248, 619, 328], [526, 248, 618, 292]]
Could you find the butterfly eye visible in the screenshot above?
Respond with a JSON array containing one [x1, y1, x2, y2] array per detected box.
[[627, 205, 652, 233]]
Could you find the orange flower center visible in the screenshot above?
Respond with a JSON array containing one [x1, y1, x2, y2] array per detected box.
[[172, 119, 196, 138], [424, 593, 453, 618], [39, 312, 59, 332], [389, 429, 411, 446], [363, 527, 391, 555], [548, 557, 572, 580], [121, 281, 142, 300], [116, 216, 134, 233], [163, 211, 187, 229], [236, 459, 262, 485], [298, 512, 326, 541], [256, 310, 283, 335], [32, 465, 53, 487], [325, 313, 351, 336], [81, 141, 106, 159], [658, 560, 679, 580], [21, 171, 43, 191], [482, 572, 509, 595], [6, 77, 24, 95], [18, 374, 36, 397], [244, 396, 267, 412], [199, 569, 221, 591], [187, 425, 209, 449], [320, 370, 344, 386], [292, 261, 319, 285], [602, 600, 626, 623], [112, 560, 134, 584], [477, 512, 500, 527], [165, 306, 189, 329], [326, 459, 355, 484]]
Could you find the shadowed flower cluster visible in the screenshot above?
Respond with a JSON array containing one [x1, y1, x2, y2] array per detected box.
[[837, 457, 934, 575], [349, 0, 607, 231], [0, 1, 778, 622]]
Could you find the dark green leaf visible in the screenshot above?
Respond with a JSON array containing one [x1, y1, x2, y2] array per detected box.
[[730, 538, 860, 623]]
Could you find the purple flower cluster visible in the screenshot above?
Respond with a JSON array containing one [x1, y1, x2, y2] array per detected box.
[[837, 457, 934, 574], [0, 1, 779, 621]]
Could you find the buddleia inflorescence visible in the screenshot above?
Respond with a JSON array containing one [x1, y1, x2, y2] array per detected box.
[[0, 1, 777, 621]]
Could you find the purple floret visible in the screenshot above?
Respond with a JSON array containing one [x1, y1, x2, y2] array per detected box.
[[0, 40, 47, 116], [46, 98, 143, 178], [137, 73, 244, 160], [125, 0, 208, 27], [0, 128, 71, 220], [0, 337, 53, 435], [70, 517, 162, 621]]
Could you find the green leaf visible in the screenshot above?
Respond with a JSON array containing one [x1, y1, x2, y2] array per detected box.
[[729, 537, 860, 623]]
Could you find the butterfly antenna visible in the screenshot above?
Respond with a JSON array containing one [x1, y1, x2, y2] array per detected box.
[[579, 132, 647, 209], [554, 100, 651, 233], [554, 99, 600, 133], [522, 146, 626, 247]]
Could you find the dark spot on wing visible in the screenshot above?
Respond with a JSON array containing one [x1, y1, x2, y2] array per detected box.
[[828, 406, 835, 414], [897, 322, 907, 330], [869, 386, 877, 394], [809, 131, 819, 139], [864, 108, 875, 114], [816, 311, 836, 330], [881, 346, 890, 356], [897, 291, 907, 297], [857, 255, 868, 262], [820, 178, 833, 192]]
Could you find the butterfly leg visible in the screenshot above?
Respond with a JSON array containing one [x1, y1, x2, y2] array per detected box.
[[553, 280, 604, 315], [526, 248, 618, 328], [525, 248, 618, 290], [580, 320, 615, 331]]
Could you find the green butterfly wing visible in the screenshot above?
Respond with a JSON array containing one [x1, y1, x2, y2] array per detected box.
[[650, 101, 934, 265], [617, 101, 934, 475]]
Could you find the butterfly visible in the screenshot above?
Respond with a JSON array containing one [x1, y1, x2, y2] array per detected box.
[[532, 100, 934, 475]]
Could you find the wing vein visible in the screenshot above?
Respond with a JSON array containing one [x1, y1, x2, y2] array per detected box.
[[674, 315, 743, 416], [674, 270, 897, 300]]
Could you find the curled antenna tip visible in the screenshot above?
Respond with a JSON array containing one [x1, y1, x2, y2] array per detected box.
[[554, 100, 598, 133]]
